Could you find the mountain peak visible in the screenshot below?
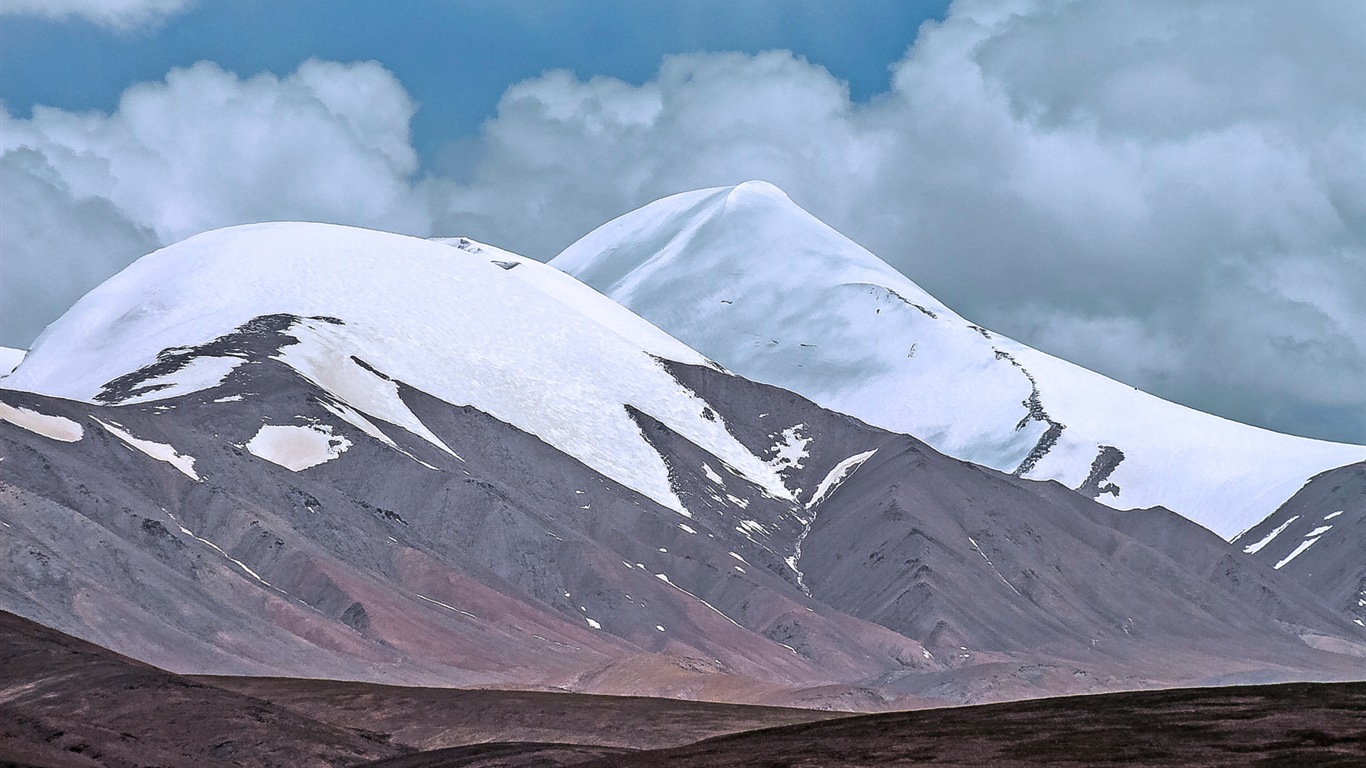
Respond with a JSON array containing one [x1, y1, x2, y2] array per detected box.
[[4, 222, 802, 516], [723, 179, 791, 204], [553, 184, 943, 317], [555, 189, 1366, 538]]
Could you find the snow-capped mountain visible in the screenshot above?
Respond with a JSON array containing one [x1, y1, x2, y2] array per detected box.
[[5, 223, 802, 518], [551, 181, 1366, 540], [1235, 461, 1366, 631], [3, 222, 1362, 708]]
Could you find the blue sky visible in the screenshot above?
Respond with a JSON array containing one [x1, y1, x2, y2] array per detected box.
[[2, 0, 1364, 444], [0, 0, 949, 172]]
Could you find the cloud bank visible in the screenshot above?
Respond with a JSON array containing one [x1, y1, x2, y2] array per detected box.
[[1, 59, 439, 345], [0, 0, 191, 29], [3, 0, 1363, 442]]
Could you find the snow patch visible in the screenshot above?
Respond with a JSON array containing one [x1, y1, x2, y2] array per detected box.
[[246, 423, 351, 471], [279, 319, 461, 460], [736, 519, 767, 536], [318, 399, 440, 470], [1242, 516, 1300, 555], [807, 449, 877, 508], [162, 510, 267, 585], [655, 573, 744, 629], [969, 536, 1022, 596], [701, 462, 725, 485], [0, 402, 83, 442], [118, 356, 243, 404], [94, 418, 199, 480], [767, 425, 810, 472], [415, 593, 478, 619], [1274, 537, 1322, 570]]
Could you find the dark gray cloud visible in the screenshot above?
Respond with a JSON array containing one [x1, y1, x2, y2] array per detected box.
[[2, 0, 1362, 443], [0, 148, 159, 346]]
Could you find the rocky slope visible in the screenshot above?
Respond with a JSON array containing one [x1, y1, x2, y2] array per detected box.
[[1236, 461, 1366, 633], [1, 222, 1361, 710]]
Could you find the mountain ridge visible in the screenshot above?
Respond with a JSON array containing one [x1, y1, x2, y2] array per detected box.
[[551, 181, 1366, 539], [3, 221, 1361, 711]]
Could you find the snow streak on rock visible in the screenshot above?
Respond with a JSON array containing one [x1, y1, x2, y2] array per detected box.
[[0, 402, 82, 443], [789, 449, 878, 596], [93, 418, 199, 480]]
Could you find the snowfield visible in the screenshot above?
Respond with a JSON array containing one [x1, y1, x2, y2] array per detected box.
[[3, 222, 796, 515], [553, 181, 1366, 539], [0, 347, 24, 378], [7, 188, 1363, 540]]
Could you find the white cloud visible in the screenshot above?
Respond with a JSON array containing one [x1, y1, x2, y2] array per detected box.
[[1, 59, 444, 344], [0, 0, 191, 29], [3, 60, 434, 246], [437, 0, 1366, 442], [3, 0, 1363, 442]]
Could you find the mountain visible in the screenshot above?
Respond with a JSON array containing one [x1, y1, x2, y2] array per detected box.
[[551, 181, 1366, 540], [1234, 461, 1366, 633], [2, 222, 1363, 710]]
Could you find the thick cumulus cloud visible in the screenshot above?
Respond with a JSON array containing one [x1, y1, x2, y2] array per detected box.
[[444, 0, 1366, 442], [4, 0, 1363, 442], [0, 0, 191, 29], [1, 59, 442, 345]]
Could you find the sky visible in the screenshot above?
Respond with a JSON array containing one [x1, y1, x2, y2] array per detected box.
[[1, 0, 1363, 444]]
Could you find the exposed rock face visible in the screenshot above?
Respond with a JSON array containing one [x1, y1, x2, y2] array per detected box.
[[2, 330, 1362, 708], [1236, 462, 1366, 633], [0, 221, 1361, 709]]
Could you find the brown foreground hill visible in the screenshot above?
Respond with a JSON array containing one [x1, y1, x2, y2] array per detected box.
[[3, 609, 1363, 768]]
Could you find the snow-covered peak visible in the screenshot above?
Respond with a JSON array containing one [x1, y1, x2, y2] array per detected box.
[[556, 181, 950, 327], [4, 222, 797, 515], [553, 184, 1366, 539], [0, 347, 24, 377]]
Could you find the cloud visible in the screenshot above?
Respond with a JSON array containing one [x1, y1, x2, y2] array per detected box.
[[3, 59, 433, 246], [1, 59, 443, 345], [439, 0, 1365, 442], [3, 0, 1363, 442], [0, 0, 191, 29], [0, 148, 159, 346]]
